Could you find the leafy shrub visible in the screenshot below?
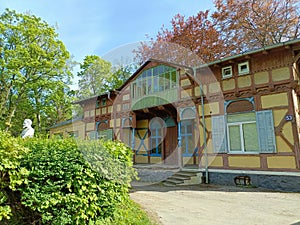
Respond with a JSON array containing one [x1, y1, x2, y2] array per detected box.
[[0, 131, 30, 222], [19, 138, 136, 224], [0, 132, 137, 224]]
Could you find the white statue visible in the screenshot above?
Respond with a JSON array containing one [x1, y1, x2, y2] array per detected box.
[[21, 119, 34, 138]]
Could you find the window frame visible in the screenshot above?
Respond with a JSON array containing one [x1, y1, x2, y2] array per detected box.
[[227, 119, 259, 154], [222, 65, 233, 79], [238, 61, 250, 75]]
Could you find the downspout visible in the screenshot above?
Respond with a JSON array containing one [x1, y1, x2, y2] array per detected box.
[[193, 67, 208, 184]]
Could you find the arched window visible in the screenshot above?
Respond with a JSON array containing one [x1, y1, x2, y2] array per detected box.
[[179, 107, 196, 156], [149, 118, 165, 156]]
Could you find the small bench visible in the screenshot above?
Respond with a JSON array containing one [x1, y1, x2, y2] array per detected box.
[[234, 175, 251, 186]]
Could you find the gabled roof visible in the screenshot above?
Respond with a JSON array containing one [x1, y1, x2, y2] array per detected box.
[[73, 38, 300, 104], [196, 38, 300, 69]]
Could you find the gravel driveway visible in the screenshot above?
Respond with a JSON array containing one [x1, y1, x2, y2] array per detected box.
[[130, 183, 300, 225]]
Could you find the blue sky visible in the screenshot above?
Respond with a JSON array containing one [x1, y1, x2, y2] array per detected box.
[[0, 0, 214, 86]]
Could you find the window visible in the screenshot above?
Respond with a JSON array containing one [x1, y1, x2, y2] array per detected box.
[[180, 120, 195, 156], [98, 129, 113, 140], [238, 61, 250, 75], [222, 66, 233, 78], [150, 119, 163, 156], [131, 65, 178, 99], [227, 112, 259, 153], [101, 98, 107, 107], [212, 110, 276, 154]]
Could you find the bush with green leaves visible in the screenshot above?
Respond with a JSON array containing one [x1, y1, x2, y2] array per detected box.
[[0, 130, 137, 224], [20, 138, 136, 224], [0, 131, 30, 222]]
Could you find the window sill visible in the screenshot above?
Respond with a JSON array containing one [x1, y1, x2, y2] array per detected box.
[[227, 151, 259, 155]]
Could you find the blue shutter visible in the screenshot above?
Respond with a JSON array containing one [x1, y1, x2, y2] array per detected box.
[[256, 110, 276, 153], [212, 115, 227, 153]]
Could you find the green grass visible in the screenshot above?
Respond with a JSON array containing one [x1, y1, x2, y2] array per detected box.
[[99, 199, 159, 225]]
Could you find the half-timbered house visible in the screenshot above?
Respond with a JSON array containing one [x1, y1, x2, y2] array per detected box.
[[50, 39, 300, 191]]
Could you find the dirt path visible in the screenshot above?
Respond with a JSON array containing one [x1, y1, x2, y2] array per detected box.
[[130, 183, 300, 225]]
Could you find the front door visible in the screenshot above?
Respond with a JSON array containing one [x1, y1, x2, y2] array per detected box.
[[164, 126, 178, 165]]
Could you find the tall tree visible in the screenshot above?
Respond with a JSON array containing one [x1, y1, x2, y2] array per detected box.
[[134, 10, 227, 66], [109, 63, 137, 89], [77, 55, 112, 98], [0, 9, 73, 134], [212, 0, 300, 53], [135, 0, 300, 64]]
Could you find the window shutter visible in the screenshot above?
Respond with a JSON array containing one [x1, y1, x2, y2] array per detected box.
[[256, 110, 276, 153], [212, 115, 227, 153]]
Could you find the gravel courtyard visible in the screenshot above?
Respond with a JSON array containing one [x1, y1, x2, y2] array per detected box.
[[130, 183, 300, 225]]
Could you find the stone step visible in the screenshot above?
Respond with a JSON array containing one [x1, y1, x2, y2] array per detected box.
[[162, 170, 203, 186]]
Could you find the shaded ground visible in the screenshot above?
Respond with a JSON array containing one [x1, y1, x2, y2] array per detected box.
[[130, 182, 300, 225]]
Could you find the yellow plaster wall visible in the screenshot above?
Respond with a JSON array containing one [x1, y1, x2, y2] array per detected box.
[[282, 122, 294, 145], [181, 78, 191, 86], [276, 136, 293, 153], [238, 75, 251, 88], [273, 109, 288, 126], [267, 156, 296, 169], [272, 67, 290, 82], [137, 120, 148, 128], [123, 94, 130, 101], [135, 155, 148, 164], [117, 104, 121, 111], [261, 93, 289, 108], [107, 106, 112, 113], [222, 79, 235, 91], [101, 108, 106, 114], [96, 109, 101, 115], [86, 122, 95, 131], [199, 102, 220, 116], [181, 89, 192, 98], [228, 156, 260, 168], [151, 157, 162, 164], [183, 157, 194, 165], [90, 110, 95, 117], [115, 118, 121, 127], [206, 139, 213, 154], [254, 71, 269, 85], [84, 111, 89, 118], [209, 82, 221, 93], [201, 156, 223, 167], [195, 86, 200, 96]]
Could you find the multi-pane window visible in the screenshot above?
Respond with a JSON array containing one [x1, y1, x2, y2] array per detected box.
[[212, 110, 276, 154], [150, 120, 163, 156], [181, 120, 195, 156], [131, 65, 178, 99], [227, 112, 259, 153]]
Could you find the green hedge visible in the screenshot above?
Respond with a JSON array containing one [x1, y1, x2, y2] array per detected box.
[[0, 131, 137, 224]]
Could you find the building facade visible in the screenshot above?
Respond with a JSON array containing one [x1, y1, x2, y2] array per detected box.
[[50, 39, 300, 191]]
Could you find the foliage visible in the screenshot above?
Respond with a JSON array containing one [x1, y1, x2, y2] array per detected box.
[[135, 0, 300, 65], [212, 0, 300, 53], [99, 199, 158, 225], [77, 55, 113, 98], [76, 55, 135, 101], [135, 11, 226, 66], [0, 131, 30, 222], [19, 138, 136, 225], [0, 130, 139, 224], [0, 9, 74, 134]]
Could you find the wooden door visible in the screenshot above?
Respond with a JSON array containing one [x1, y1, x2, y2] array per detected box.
[[164, 126, 178, 165]]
